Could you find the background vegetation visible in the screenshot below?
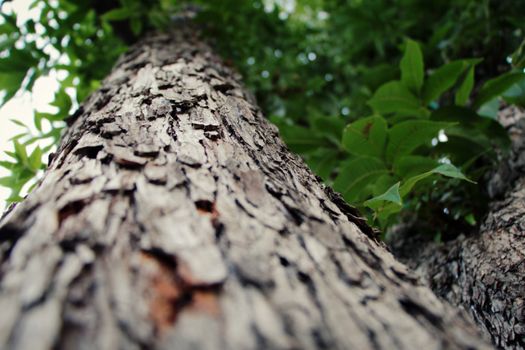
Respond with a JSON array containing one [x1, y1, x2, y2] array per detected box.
[[1, 0, 524, 239]]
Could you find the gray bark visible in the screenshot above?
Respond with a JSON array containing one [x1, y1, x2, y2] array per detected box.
[[0, 27, 490, 349], [390, 106, 525, 349]]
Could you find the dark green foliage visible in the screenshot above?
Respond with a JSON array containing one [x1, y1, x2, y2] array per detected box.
[[330, 40, 513, 228], [1, 0, 524, 237]]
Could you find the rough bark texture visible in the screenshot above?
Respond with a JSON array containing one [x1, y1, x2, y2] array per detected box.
[[391, 106, 525, 349], [0, 26, 490, 349]]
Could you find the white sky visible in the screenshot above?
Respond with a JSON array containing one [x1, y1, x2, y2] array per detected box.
[[0, 0, 60, 210]]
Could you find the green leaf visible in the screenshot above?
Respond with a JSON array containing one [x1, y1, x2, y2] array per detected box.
[[0, 71, 26, 107], [342, 115, 387, 157], [432, 163, 474, 182], [130, 17, 143, 35], [6, 194, 24, 203], [473, 72, 525, 109], [9, 133, 26, 141], [51, 89, 72, 115], [333, 156, 388, 203], [502, 79, 525, 107], [361, 64, 399, 91], [455, 65, 475, 105], [370, 163, 472, 226], [310, 116, 346, 146], [306, 148, 339, 181], [0, 176, 16, 188], [393, 155, 438, 178], [422, 60, 467, 104], [465, 213, 477, 226], [511, 39, 525, 69], [368, 197, 405, 227], [34, 112, 43, 131], [35, 111, 64, 122], [0, 160, 16, 170], [399, 163, 472, 197], [364, 182, 402, 209], [0, 49, 37, 73], [400, 39, 424, 94], [478, 98, 499, 120], [368, 81, 422, 116], [28, 146, 42, 171], [4, 151, 17, 160], [371, 174, 397, 196], [0, 36, 17, 52], [102, 8, 134, 21], [10, 119, 28, 128], [277, 124, 331, 153], [386, 120, 451, 163], [13, 140, 28, 166]]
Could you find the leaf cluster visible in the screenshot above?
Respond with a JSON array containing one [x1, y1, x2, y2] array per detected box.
[[334, 40, 518, 229]]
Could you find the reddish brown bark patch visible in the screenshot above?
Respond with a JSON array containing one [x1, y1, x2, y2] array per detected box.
[[140, 251, 182, 334], [140, 251, 222, 335], [190, 290, 220, 316]]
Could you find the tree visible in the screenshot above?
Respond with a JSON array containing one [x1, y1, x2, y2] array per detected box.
[[390, 106, 525, 349], [0, 24, 491, 349]]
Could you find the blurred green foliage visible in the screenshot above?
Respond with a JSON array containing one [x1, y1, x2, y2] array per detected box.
[[1, 0, 524, 238], [0, 0, 127, 200]]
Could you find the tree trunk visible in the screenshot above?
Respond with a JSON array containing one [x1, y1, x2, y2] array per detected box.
[[0, 26, 490, 349], [390, 106, 525, 349]]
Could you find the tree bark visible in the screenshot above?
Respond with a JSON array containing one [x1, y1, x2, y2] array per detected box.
[[390, 106, 525, 349], [0, 26, 490, 349]]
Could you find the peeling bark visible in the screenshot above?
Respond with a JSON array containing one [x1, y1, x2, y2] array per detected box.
[[0, 26, 490, 349], [391, 106, 525, 349]]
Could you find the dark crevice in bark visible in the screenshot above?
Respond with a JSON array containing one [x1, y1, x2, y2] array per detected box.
[[58, 200, 88, 226], [0, 223, 23, 246], [0, 222, 24, 263], [324, 187, 380, 243], [399, 298, 443, 330]]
